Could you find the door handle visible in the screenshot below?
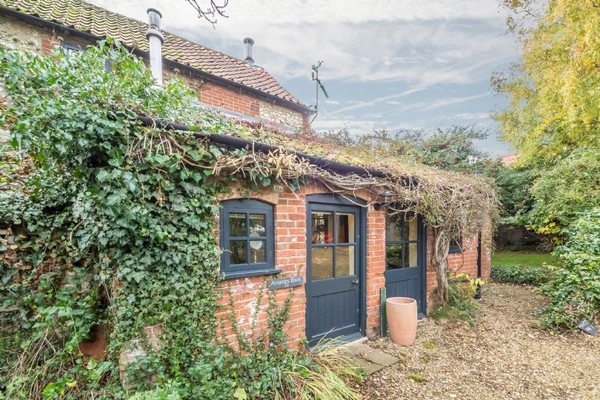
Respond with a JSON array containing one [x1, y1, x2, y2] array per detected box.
[[352, 279, 359, 285]]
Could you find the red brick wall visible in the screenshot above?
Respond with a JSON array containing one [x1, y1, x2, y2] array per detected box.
[[215, 187, 309, 349], [215, 185, 387, 347], [215, 185, 492, 346], [200, 82, 261, 118], [4, 15, 309, 131], [41, 36, 60, 53], [425, 228, 492, 299], [365, 207, 386, 335]]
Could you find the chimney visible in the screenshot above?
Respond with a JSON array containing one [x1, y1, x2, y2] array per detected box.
[[243, 37, 254, 65], [146, 8, 164, 86]]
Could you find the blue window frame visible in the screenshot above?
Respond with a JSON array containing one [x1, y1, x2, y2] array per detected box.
[[449, 236, 463, 254], [60, 42, 83, 53], [220, 199, 279, 279], [385, 213, 420, 269]]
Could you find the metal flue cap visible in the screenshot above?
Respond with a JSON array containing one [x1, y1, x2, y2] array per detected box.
[[147, 8, 162, 31]]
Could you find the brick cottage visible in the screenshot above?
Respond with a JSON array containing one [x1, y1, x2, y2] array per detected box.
[[0, 0, 491, 349]]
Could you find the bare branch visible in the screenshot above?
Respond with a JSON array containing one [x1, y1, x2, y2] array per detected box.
[[185, 0, 229, 26]]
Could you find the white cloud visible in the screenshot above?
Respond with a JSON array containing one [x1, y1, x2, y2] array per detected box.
[[87, 0, 518, 154], [88, 1, 516, 83]]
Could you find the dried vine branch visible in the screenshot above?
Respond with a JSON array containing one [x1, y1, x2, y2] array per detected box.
[[127, 126, 498, 306]]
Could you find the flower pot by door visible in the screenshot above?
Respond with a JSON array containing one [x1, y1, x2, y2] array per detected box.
[[386, 297, 417, 346]]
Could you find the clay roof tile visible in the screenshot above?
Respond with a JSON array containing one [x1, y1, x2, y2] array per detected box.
[[0, 0, 304, 106]]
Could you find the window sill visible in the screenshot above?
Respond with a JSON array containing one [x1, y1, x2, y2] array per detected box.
[[448, 248, 462, 255], [221, 268, 282, 280]]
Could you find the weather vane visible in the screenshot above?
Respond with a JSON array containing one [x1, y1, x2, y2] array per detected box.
[[310, 61, 329, 125]]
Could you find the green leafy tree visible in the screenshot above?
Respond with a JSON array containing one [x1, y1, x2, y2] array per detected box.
[[494, 164, 535, 223], [527, 149, 600, 235], [494, 0, 600, 168], [393, 127, 490, 174], [320, 126, 492, 175], [494, 0, 600, 234]]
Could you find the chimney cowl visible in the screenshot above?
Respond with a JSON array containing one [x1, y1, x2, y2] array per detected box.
[[243, 37, 255, 65], [146, 8, 164, 86], [146, 8, 164, 43]]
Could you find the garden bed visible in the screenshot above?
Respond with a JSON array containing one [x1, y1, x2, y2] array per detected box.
[[361, 283, 599, 399]]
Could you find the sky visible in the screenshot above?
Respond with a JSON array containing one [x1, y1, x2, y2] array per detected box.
[[88, 0, 520, 156]]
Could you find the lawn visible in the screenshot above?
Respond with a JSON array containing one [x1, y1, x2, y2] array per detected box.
[[492, 250, 555, 267]]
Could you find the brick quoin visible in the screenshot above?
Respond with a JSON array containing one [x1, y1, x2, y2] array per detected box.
[[41, 35, 60, 54]]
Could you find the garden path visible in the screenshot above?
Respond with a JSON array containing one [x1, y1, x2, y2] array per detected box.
[[361, 283, 600, 399]]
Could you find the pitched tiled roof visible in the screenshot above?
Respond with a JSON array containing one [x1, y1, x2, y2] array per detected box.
[[0, 0, 306, 108]]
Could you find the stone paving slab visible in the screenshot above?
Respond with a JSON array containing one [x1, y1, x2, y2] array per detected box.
[[341, 342, 398, 375]]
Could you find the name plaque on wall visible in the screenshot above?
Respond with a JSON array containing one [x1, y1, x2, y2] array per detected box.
[[268, 276, 303, 291]]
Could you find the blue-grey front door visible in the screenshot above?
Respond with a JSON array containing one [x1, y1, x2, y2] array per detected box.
[[384, 214, 427, 316], [306, 195, 365, 346]]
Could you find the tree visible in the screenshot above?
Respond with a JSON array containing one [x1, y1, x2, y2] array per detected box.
[[320, 126, 491, 174], [494, 0, 600, 168], [528, 149, 600, 234], [393, 127, 490, 174], [494, 165, 534, 221], [494, 0, 600, 234]]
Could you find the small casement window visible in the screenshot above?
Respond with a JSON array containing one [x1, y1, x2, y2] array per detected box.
[[219, 199, 278, 278], [449, 237, 463, 254], [386, 213, 419, 269], [61, 42, 84, 54], [61, 42, 112, 71]]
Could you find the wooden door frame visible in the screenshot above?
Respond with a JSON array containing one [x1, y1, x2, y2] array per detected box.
[[383, 214, 428, 316], [305, 194, 367, 343]]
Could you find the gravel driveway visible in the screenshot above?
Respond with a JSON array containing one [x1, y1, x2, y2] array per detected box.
[[360, 283, 600, 399]]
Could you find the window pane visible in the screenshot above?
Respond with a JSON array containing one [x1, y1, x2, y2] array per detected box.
[[408, 217, 417, 240], [311, 212, 334, 244], [335, 246, 355, 276], [336, 213, 355, 243], [386, 215, 401, 242], [249, 240, 266, 263], [229, 213, 246, 237], [249, 214, 266, 237], [386, 244, 403, 269], [230, 240, 247, 264], [408, 243, 418, 267], [311, 247, 333, 280]]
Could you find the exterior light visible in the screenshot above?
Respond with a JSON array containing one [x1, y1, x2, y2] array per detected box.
[[374, 191, 395, 211]]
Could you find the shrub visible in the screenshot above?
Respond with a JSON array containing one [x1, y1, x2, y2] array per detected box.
[[431, 276, 479, 325], [537, 209, 600, 329], [491, 264, 551, 285]]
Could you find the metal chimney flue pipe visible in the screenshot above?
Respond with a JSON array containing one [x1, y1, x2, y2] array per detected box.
[[146, 8, 164, 86], [243, 37, 254, 65]]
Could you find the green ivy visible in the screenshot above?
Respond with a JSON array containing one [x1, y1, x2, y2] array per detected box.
[[537, 208, 600, 329], [0, 41, 362, 400], [0, 41, 242, 398]]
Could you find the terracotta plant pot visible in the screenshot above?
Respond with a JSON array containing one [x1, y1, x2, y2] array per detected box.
[[386, 297, 417, 346]]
